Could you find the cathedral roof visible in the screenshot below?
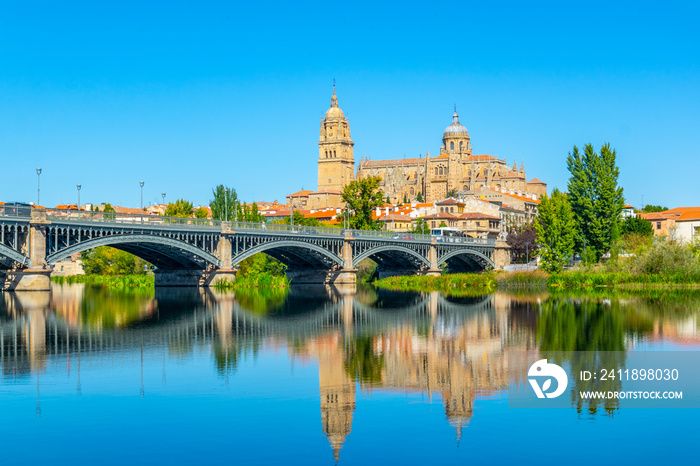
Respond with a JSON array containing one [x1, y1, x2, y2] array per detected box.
[[528, 178, 546, 184], [443, 108, 469, 137], [325, 84, 345, 120], [361, 157, 425, 167]]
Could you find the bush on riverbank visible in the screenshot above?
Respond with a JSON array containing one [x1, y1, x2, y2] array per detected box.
[[213, 272, 289, 289], [376, 274, 495, 295], [52, 274, 154, 288]]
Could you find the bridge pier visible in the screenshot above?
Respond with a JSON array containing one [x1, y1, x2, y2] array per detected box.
[[153, 269, 204, 287], [3, 209, 52, 291]]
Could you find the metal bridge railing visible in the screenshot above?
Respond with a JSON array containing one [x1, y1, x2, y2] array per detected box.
[[1, 207, 496, 245]]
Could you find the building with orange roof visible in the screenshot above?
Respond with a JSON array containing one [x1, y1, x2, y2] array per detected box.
[[665, 208, 700, 243], [640, 212, 677, 238], [376, 213, 413, 232]]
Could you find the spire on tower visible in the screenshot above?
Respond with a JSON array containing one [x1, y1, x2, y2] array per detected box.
[[520, 160, 525, 174], [331, 80, 338, 107]]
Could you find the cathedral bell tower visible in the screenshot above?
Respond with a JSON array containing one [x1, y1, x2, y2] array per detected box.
[[318, 84, 355, 191]]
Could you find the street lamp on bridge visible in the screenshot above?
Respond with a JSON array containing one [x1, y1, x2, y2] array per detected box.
[[77, 184, 81, 218], [224, 187, 229, 222], [36, 168, 42, 207], [140, 181, 144, 223]]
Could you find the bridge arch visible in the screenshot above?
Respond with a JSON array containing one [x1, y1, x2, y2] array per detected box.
[[47, 234, 221, 269], [352, 244, 431, 269], [232, 240, 344, 269], [438, 249, 495, 272], [0, 244, 31, 268]]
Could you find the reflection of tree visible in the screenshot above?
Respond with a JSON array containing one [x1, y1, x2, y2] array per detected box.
[[78, 285, 155, 329], [344, 335, 383, 383], [537, 298, 652, 415], [234, 288, 287, 314]]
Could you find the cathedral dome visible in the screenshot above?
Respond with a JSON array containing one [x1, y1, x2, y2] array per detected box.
[[444, 109, 469, 136], [325, 105, 345, 120]]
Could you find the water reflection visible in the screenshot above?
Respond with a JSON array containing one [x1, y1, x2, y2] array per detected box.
[[1, 285, 700, 460]]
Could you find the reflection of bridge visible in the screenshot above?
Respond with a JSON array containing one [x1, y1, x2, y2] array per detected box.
[[0, 285, 535, 460], [0, 208, 510, 290], [0, 286, 498, 365]]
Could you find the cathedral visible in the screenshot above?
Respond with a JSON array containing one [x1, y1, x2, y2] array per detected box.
[[295, 86, 546, 209]]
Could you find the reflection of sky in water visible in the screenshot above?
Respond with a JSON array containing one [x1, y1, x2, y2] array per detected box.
[[1, 285, 700, 465]]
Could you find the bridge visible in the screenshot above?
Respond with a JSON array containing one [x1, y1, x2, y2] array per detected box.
[[0, 206, 510, 290]]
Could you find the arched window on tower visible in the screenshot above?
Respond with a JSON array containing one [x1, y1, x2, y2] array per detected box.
[[334, 150, 337, 158], [325, 151, 328, 158], [435, 167, 439, 176], [450, 142, 454, 150], [439, 166, 444, 176], [459, 141, 463, 150], [410, 187, 414, 195]]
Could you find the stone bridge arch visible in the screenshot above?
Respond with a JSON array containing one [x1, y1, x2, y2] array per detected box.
[[47, 234, 221, 270]]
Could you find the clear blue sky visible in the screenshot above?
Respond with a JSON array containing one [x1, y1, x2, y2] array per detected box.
[[1, 1, 698, 209]]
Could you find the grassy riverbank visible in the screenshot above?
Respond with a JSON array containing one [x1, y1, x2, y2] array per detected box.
[[375, 269, 700, 294], [52, 274, 154, 288], [212, 272, 289, 290]]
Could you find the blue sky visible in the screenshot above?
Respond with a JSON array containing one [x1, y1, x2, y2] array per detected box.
[[1, 1, 698, 209]]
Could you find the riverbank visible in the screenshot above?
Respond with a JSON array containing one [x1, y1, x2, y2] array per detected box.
[[51, 272, 289, 290], [52, 274, 154, 287], [375, 269, 700, 294]]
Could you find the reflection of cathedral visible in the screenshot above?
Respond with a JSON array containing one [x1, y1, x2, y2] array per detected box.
[[290, 292, 531, 459]]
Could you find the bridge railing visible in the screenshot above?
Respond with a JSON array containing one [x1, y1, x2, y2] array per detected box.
[[6, 208, 495, 245], [0, 204, 33, 218], [45, 208, 223, 228]]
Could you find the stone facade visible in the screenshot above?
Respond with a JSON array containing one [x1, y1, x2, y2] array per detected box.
[[356, 109, 546, 203], [317, 85, 355, 193]]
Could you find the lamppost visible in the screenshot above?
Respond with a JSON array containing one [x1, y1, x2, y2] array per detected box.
[[290, 200, 294, 228], [525, 241, 530, 269], [224, 187, 229, 222], [77, 184, 81, 218], [139, 181, 144, 223], [161, 192, 166, 205], [36, 168, 42, 207]]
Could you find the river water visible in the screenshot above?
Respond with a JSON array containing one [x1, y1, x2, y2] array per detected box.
[[1, 284, 699, 465]]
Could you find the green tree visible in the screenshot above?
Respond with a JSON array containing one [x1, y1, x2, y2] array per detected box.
[[103, 203, 115, 213], [165, 199, 194, 217], [567, 143, 624, 261], [386, 195, 391, 204], [209, 185, 238, 221], [535, 188, 576, 272], [410, 218, 430, 234], [416, 192, 423, 202], [621, 216, 653, 236], [446, 188, 459, 198], [194, 207, 208, 219], [283, 210, 320, 227], [642, 204, 668, 213], [341, 176, 385, 230], [403, 193, 408, 204], [81, 247, 150, 275], [438, 221, 447, 228]]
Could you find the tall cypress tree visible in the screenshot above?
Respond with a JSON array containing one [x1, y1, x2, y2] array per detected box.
[[535, 188, 576, 272], [566, 143, 624, 261]]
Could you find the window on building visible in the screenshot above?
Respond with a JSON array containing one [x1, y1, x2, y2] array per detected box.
[[410, 188, 414, 195], [459, 141, 463, 150], [334, 150, 337, 158], [450, 142, 454, 150], [657, 222, 661, 229], [450, 207, 454, 213], [435, 167, 439, 176]]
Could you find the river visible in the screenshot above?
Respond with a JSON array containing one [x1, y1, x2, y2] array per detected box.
[[1, 284, 699, 465]]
